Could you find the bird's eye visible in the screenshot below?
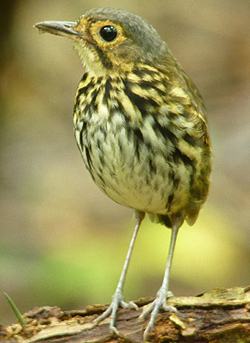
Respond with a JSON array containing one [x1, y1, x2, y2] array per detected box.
[[99, 25, 118, 42]]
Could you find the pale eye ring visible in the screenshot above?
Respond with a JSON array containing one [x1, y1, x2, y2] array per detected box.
[[99, 25, 118, 42]]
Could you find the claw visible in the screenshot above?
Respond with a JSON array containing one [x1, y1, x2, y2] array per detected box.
[[119, 300, 138, 310], [110, 325, 119, 336], [128, 301, 139, 310]]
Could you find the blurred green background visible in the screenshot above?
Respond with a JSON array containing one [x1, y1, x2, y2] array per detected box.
[[1, 0, 250, 326]]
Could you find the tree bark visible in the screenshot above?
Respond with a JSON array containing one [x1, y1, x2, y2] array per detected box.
[[1, 286, 250, 343]]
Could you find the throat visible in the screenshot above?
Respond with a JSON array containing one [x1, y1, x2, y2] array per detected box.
[[73, 42, 108, 77]]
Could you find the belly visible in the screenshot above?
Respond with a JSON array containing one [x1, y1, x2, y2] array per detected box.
[[75, 117, 190, 215]]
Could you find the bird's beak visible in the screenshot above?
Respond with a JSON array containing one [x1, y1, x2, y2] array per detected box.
[[34, 21, 94, 44]]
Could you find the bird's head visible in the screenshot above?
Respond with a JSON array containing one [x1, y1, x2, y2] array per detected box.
[[35, 8, 168, 76]]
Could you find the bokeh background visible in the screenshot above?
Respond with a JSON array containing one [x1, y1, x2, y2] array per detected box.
[[1, 0, 250, 325]]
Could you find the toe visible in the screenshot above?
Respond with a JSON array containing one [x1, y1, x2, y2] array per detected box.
[[167, 291, 174, 298], [162, 304, 177, 312], [110, 325, 119, 336], [139, 300, 156, 319], [94, 306, 112, 323], [127, 301, 138, 310]]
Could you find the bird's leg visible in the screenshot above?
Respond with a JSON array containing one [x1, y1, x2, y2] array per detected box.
[[140, 224, 179, 339], [94, 211, 145, 335]]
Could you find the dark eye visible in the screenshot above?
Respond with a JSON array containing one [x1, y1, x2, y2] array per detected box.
[[99, 25, 118, 42]]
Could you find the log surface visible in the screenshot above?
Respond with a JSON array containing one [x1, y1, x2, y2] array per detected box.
[[1, 286, 250, 342]]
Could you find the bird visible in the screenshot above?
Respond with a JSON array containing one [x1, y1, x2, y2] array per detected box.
[[35, 7, 211, 339]]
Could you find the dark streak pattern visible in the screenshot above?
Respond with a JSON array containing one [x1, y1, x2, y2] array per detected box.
[[73, 64, 211, 227]]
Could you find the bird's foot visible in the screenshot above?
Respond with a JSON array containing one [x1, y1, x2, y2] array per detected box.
[[94, 289, 138, 335], [140, 289, 176, 339]]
